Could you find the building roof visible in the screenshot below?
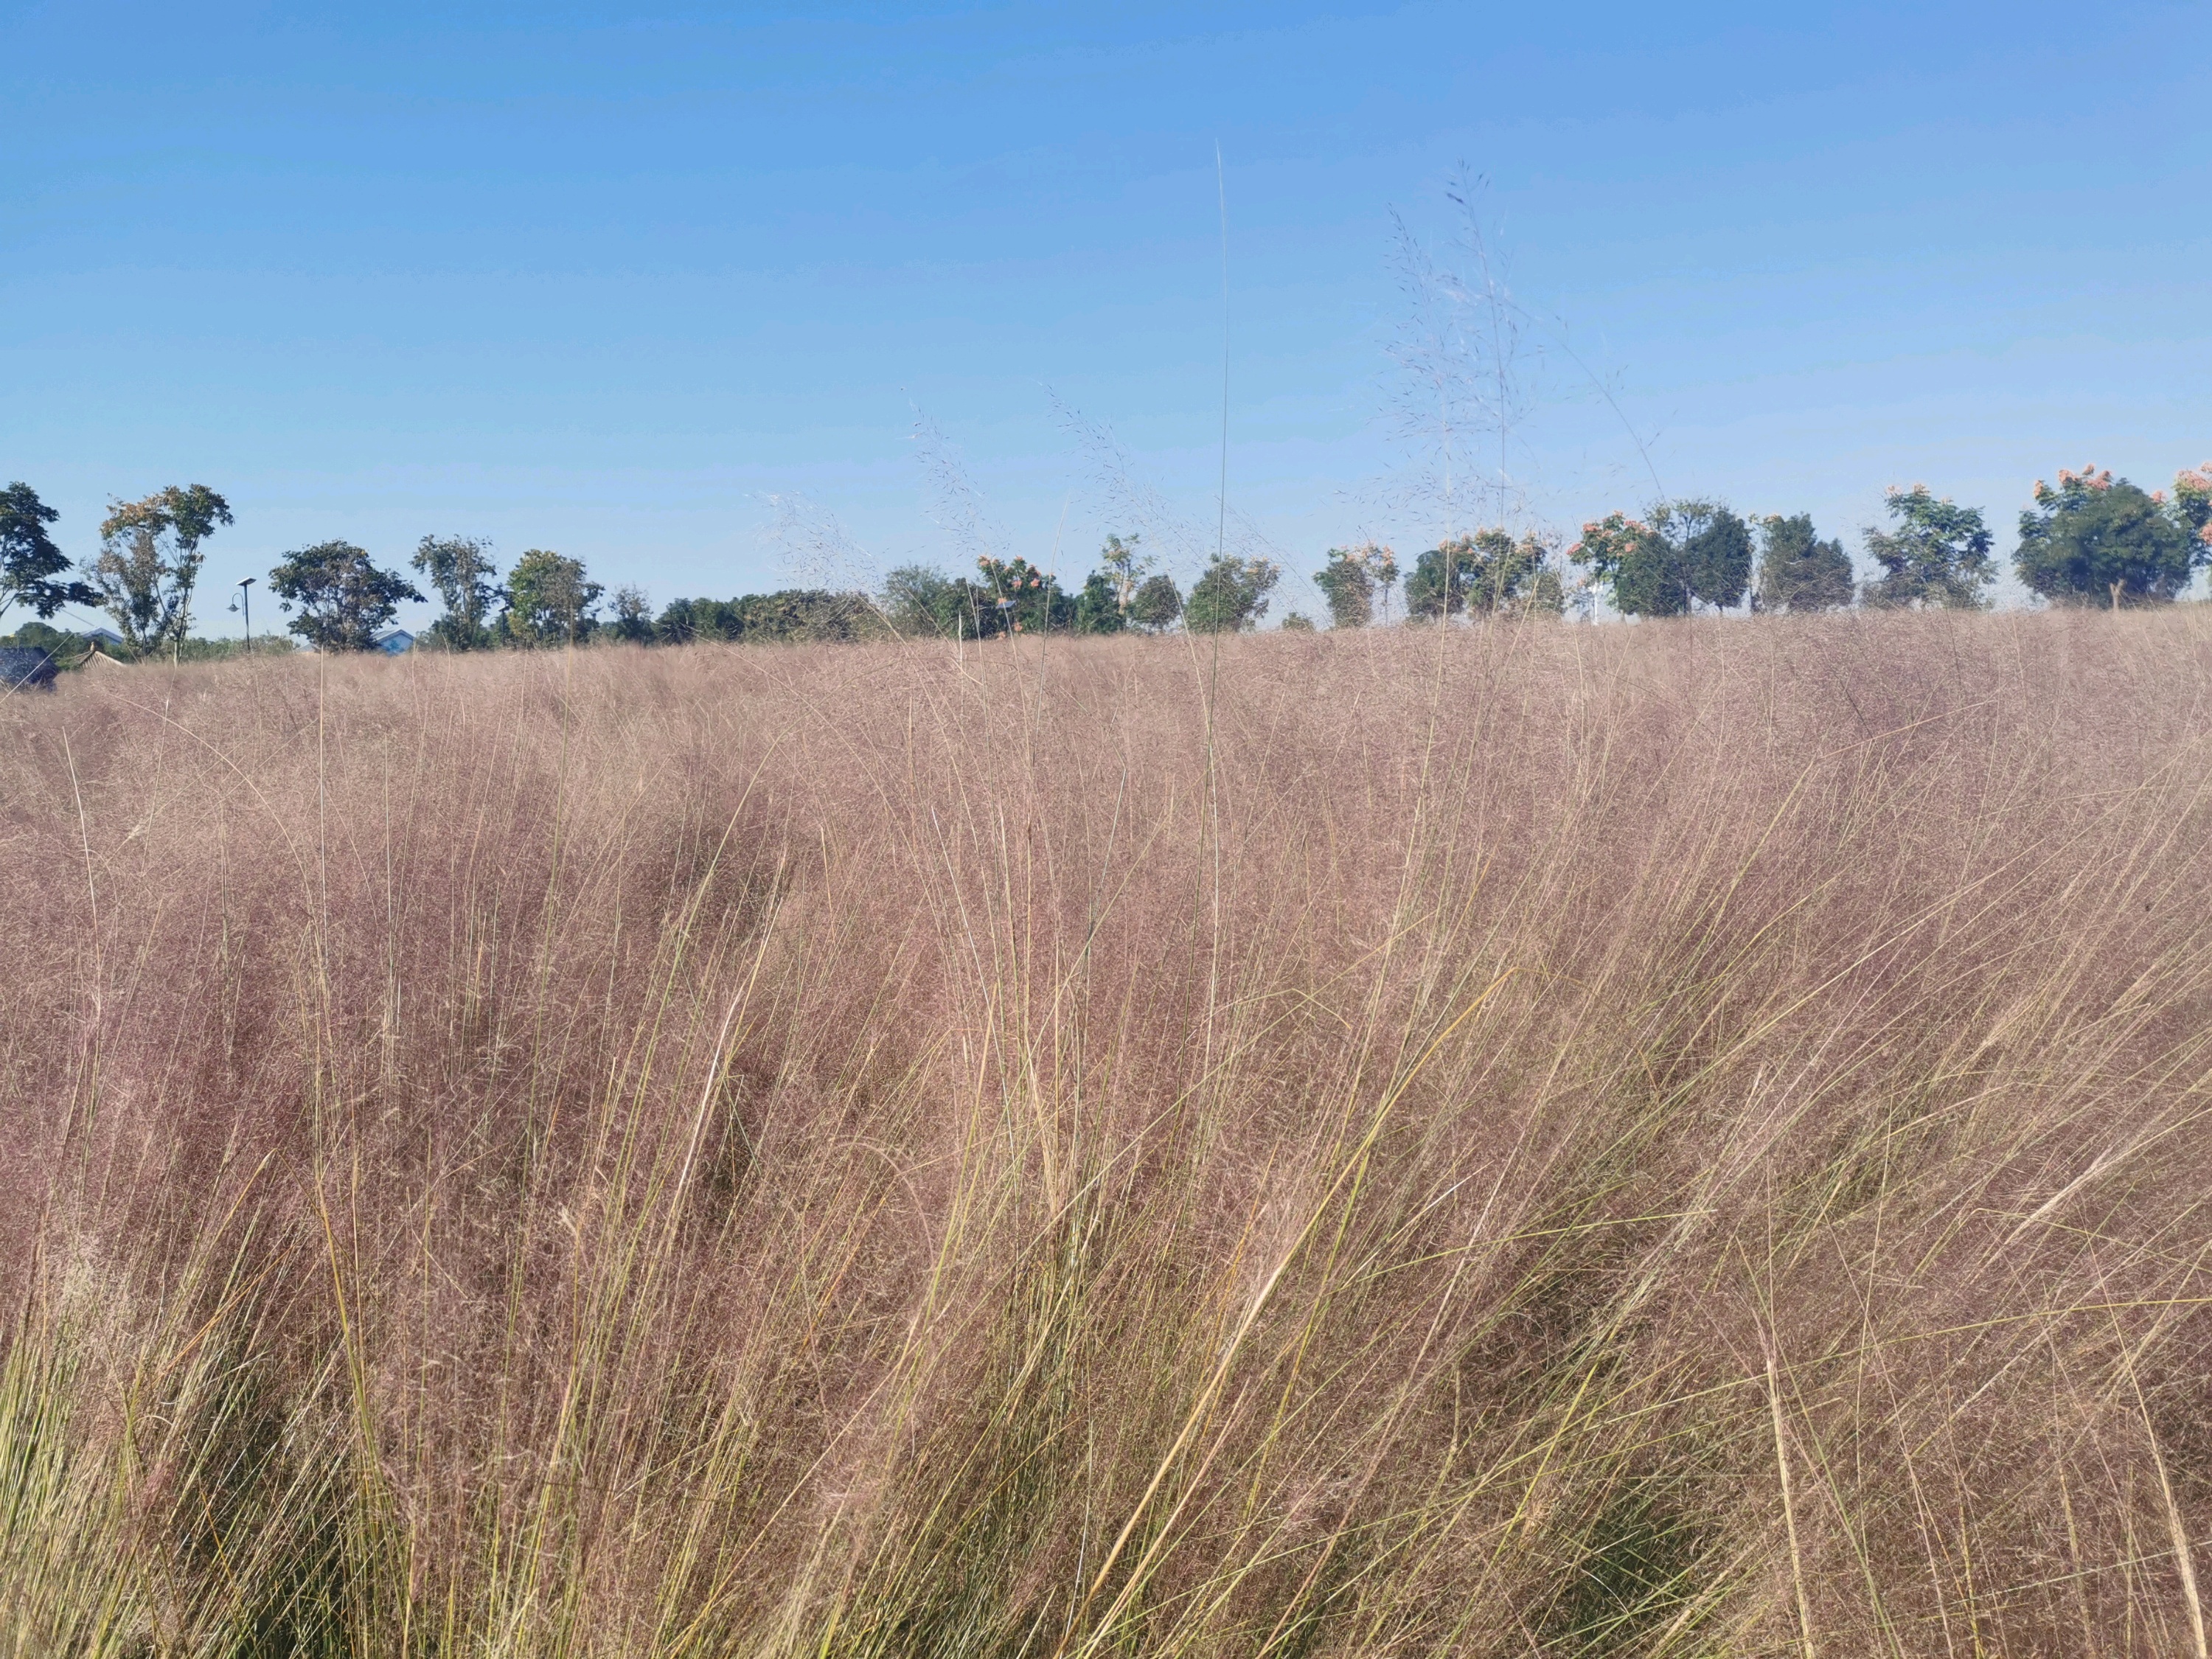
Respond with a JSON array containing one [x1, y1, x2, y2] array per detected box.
[[0, 647, 58, 691]]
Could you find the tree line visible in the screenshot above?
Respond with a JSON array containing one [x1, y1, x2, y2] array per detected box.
[[1562, 466, 2212, 618], [6, 464, 2211, 663]]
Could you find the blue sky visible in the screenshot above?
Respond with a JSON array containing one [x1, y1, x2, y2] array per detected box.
[[5, 0, 2208, 630]]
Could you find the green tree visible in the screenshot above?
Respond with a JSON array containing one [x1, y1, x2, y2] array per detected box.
[[1863, 485, 1993, 610], [1128, 573, 1183, 633], [1654, 501, 1752, 611], [1570, 512, 1684, 618], [1405, 540, 1470, 619], [0, 484, 99, 626], [411, 535, 502, 650], [1074, 571, 1124, 635], [1097, 534, 1152, 619], [499, 549, 602, 646], [1186, 554, 1281, 633], [1520, 564, 1568, 616], [268, 542, 424, 652], [1278, 611, 1317, 633], [882, 565, 967, 638], [973, 555, 1071, 636], [607, 584, 655, 643], [728, 590, 884, 642], [2014, 466, 2202, 608], [92, 485, 233, 658], [1755, 514, 1855, 612], [655, 597, 698, 644], [1410, 529, 1554, 619], [1315, 543, 1397, 629], [658, 590, 889, 645]]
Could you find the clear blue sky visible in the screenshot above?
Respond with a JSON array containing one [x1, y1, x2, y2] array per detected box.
[[7, 1, 2208, 630]]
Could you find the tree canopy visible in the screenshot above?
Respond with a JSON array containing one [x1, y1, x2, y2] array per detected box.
[[1096, 535, 1151, 618], [1571, 502, 1752, 618], [92, 484, 233, 656], [1074, 571, 1124, 635], [1127, 573, 1183, 633], [1863, 486, 1993, 610], [606, 585, 655, 643], [500, 549, 602, 646], [657, 591, 886, 646], [1570, 512, 1684, 617], [1756, 514, 1855, 612], [268, 542, 424, 651], [0, 483, 98, 625], [2014, 467, 2202, 608], [1406, 530, 1555, 619], [1314, 543, 1397, 629], [412, 535, 502, 650], [974, 555, 1072, 636], [1657, 501, 1753, 611], [1186, 554, 1281, 633], [880, 565, 967, 638]]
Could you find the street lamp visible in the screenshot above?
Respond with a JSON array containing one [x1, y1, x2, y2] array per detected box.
[[232, 576, 256, 655]]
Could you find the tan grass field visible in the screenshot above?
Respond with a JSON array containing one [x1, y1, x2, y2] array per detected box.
[[4, 611, 2211, 1656]]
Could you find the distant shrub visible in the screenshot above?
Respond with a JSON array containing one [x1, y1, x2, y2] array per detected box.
[[658, 589, 889, 646]]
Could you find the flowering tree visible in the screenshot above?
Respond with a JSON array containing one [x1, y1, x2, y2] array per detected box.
[[1568, 502, 1748, 617], [974, 555, 1069, 637], [2014, 466, 2204, 608], [1569, 512, 1685, 618], [1862, 486, 1993, 610], [1406, 529, 1555, 619], [2174, 462, 2212, 546]]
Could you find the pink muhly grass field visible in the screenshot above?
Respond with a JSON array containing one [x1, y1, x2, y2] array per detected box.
[[2, 610, 2210, 1656]]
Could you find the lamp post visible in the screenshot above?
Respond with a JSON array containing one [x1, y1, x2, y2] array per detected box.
[[235, 576, 255, 656]]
